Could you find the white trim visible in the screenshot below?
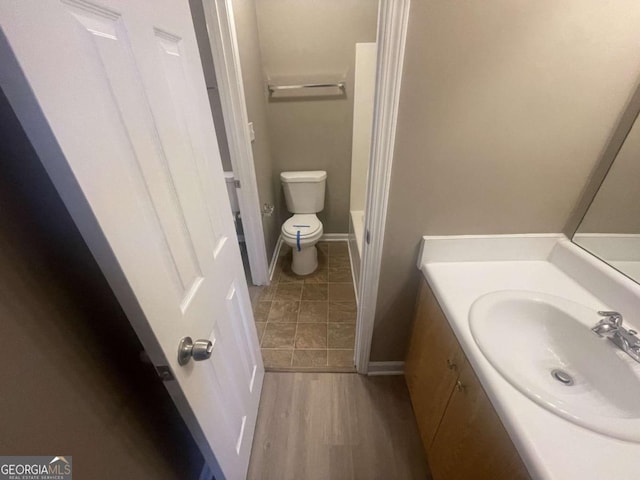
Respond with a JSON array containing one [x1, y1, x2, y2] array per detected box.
[[347, 233, 360, 306], [347, 213, 361, 298], [355, 0, 411, 374], [320, 233, 349, 241], [198, 464, 213, 480], [367, 361, 405, 376], [268, 235, 283, 281], [201, 0, 269, 285]]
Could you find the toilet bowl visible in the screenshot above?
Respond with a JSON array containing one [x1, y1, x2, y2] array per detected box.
[[282, 214, 324, 275], [280, 170, 327, 276]]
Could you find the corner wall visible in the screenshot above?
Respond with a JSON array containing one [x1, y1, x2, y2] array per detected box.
[[371, 0, 640, 361]]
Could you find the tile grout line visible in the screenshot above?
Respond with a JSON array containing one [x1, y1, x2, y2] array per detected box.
[[324, 250, 329, 367], [326, 318, 329, 367], [259, 300, 272, 348], [259, 241, 355, 369], [326, 295, 330, 366], [289, 283, 303, 368]]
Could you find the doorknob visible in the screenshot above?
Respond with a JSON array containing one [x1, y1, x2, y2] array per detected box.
[[178, 337, 213, 366]]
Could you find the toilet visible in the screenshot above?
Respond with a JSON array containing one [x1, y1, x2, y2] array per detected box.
[[280, 170, 327, 275]]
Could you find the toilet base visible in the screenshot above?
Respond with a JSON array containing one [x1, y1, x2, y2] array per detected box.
[[291, 245, 318, 276]]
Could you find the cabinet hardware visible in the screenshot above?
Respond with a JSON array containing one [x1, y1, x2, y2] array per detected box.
[[455, 380, 465, 392], [446, 358, 457, 370]]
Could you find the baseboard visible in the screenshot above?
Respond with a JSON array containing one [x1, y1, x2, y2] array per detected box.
[[367, 361, 405, 376], [268, 235, 283, 282], [320, 233, 349, 241], [198, 464, 213, 480]]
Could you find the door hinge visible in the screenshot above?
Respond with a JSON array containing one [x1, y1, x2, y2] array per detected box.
[[154, 365, 175, 382], [366, 229, 371, 245], [234, 179, 241, 189]]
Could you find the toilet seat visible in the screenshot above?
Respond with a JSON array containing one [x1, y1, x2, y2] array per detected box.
[[280, 214, 323, 275], [282, 214, 322, 239]]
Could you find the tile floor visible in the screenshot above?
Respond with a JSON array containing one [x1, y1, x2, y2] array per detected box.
[[252, 241, 357, 371]]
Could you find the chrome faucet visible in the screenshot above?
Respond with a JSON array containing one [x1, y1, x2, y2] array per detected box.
[[592, 311, 640, 363], [592, 311, 623, 336]]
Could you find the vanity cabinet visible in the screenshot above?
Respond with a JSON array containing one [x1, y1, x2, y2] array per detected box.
[[405, 278, 465, 450], [406, 278, 529, 480]]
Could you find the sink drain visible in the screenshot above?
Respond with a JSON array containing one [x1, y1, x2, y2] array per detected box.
[[551, 369, 574, 386]]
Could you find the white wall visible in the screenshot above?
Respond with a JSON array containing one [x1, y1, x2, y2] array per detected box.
[[350, 42, 377, 213]]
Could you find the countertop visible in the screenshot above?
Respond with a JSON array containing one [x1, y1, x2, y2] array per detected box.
[[418, 234, 640, 480]]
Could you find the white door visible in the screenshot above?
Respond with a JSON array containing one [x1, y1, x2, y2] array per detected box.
[[0, 1, 263, 479]]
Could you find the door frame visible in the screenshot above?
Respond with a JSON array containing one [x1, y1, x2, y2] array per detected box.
[[201, 0, 270, 286], [354, 0, 411, 374], [201, 0, 411, 373]]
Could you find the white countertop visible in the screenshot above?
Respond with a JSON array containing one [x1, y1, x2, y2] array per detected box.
[[418, 234, 640, 480]]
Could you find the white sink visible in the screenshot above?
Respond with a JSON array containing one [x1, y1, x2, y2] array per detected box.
[[469, 290, 640, 442]]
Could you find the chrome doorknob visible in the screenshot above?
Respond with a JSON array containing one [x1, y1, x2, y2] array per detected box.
[[178, 337, 213, 366]]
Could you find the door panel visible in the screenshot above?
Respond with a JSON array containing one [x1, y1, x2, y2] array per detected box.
[[0, 1, 263, 478]]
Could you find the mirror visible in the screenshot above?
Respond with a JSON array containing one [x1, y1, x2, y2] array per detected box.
[[573, 109, 640, 283]]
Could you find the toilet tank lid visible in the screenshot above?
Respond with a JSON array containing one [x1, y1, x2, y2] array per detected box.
[[280, 171, 327, 183]]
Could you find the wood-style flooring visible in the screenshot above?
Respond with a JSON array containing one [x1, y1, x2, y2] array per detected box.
[[247, 372, 432, 480]]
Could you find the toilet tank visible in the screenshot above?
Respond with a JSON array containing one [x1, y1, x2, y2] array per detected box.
[[281, 170, 327, 214]]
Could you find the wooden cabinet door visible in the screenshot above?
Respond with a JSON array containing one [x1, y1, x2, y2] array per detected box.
[[428, 359, 530, 480], [405, 278, 464, 451]]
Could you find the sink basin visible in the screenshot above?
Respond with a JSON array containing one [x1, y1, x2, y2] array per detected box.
[[469, 290, 640, 442]]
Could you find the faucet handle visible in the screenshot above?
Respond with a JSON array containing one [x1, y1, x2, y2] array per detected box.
[[597, 311, 623, 326]]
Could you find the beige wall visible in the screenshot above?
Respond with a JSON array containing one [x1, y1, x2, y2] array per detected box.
[[232, 0, 280, 256], [255, 0, 378, 232], [371, 0, 640, 361], [0, 92, 203, 479]]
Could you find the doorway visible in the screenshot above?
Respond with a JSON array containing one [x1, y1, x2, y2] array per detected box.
[[192, 0, 410, 373]]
